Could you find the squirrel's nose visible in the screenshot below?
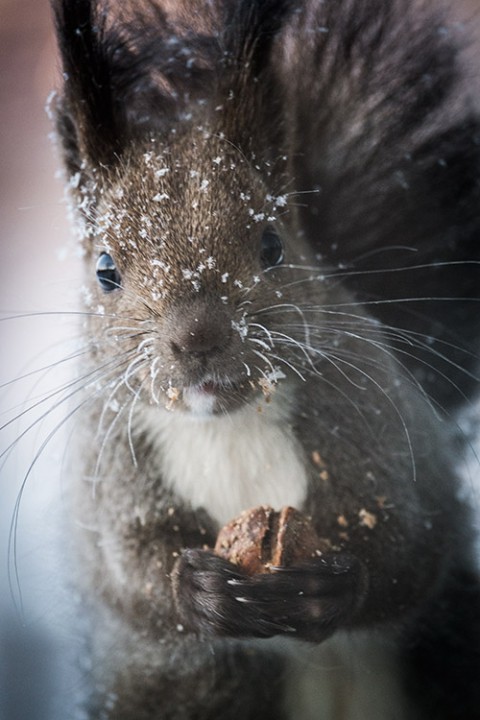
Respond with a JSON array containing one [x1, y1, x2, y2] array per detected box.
[[169, 300, 232, 358]]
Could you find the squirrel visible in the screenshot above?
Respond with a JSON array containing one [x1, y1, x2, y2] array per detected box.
[[51, 0, 480, 718]]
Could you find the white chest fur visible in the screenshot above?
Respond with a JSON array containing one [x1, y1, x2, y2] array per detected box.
[[143, 394, 308, 527]]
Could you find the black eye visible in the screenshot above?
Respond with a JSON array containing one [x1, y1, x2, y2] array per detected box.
[[260, 227, 284, 268], [96, 252, 121, 292]]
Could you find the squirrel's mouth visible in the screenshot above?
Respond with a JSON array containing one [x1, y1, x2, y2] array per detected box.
[[164, 370, 284, 416], [194, 381, 218, 395], [180, 375, 253, 416], [181, 380, 227, 415]]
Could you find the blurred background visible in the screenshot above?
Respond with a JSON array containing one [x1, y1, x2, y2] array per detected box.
[[0, 1, 479, 719], [0, 0, 83, 718]]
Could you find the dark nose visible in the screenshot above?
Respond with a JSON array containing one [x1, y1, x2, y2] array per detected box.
[[169, 300, 232, 358]]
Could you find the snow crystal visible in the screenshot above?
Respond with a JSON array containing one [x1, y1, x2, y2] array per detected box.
[[108, 399, 120, 413], [45, 89, 58, 120], [138, 338, 155, 355], [152, 259, 171, 273], [69, 172, 81, 190], [80, 285, 93, 308], [231, 317, 248, 340], [265, 367, 286, 383], [153, 192, 170, 202]]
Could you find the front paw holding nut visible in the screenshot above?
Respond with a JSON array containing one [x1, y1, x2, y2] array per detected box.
[[172, 548, 293, 637], [172, 506, 365, 641]]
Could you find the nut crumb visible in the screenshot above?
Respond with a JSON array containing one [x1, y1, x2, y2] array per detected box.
[[311, 450, 325, 466], [258, 377, 275, 400], [359, 508, 377, 529], [166, 386, 180, 411]]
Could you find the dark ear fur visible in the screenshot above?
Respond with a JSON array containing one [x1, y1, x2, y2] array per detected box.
[[52, 0, 216, 172], [52, 0, 128, 169], [222, 0, 294, 73], [218, 0, 295, 157], [52, 0, 294, 176]]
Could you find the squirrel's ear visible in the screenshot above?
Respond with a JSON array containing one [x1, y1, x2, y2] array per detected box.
[[51, 0, 293, 174], [223, 0, 293, 75], [51, 0, 220, 175], [219, 0, 294, 158], [52, 0, 130, 171]]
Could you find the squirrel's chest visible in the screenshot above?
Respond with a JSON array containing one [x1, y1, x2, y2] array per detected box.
[[144, 404, 309, 527]]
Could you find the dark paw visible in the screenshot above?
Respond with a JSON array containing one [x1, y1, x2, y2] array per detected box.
[[171, 549, 289, 637], [172, 548, 365, 641]]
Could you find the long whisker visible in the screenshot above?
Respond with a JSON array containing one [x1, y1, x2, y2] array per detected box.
[[267, 352, 308, 382], [0, 351, 136, 471], [321, 350, 417, 483], [0, 343, 95, 393], [7, 390, 101, 619], [268, 259, 480, 281], [127, 368, 150, 469], [251, 349, 278, 377], [93, 373, 145, 483]]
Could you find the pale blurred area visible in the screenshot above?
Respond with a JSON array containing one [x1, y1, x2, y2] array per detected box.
[[0, 0, 83, 718]]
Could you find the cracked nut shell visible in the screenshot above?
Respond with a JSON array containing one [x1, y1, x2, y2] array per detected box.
[[214, 505, 328, 575]]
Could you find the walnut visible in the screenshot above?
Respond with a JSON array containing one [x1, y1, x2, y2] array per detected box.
[[214, 505, 329, 575]]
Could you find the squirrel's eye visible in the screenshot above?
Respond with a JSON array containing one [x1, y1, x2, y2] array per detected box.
[[260, 227, 284, 268], [96, 252, 121, 292]]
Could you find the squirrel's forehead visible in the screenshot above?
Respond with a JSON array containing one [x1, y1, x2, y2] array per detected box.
[[97, 173, 284, 250], [94, 192, 260, 266]]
